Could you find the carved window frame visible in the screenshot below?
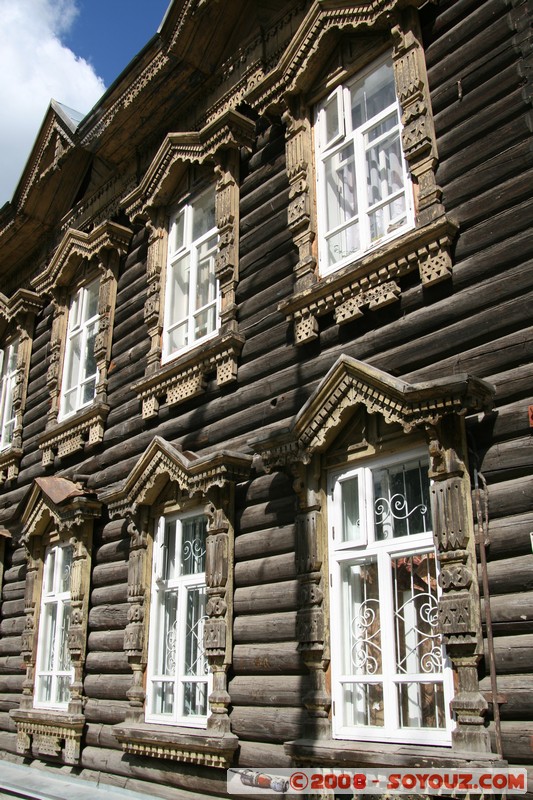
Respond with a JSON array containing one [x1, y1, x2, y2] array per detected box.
[[102, 436, 253, 768], [253, 355, 501, 762], [32, 221, 132, 465], [243, 2, 457, 345], [121, 110, 256, 420], [10, 478, 101, 765], [0, 289, 43, 484]]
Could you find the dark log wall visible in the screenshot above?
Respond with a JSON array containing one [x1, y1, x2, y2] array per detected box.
[[0, 0, 532, 796]]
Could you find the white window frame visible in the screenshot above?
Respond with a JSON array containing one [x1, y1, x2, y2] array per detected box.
[[146, 510, 210, 727], [315, 54, 414, 276], [328, 449, 453, 745], [163, 187, 219, 363], [0, 337, 18, 451], [34, 543, 74, 710], [59, 277, 100, 420]]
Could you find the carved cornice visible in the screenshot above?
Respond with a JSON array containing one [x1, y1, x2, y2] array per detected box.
[[244, 0, 433, 112], [21, 477, 101, 540], [102, 436, 252, 519], [122, 110, 255, 222], [37, 403, 110, 467], [281, 217, 458, 344], [134, 332, 245, 419], [253, 355, 494, 470], [114, 723, 238, 769], [0, 289, 44, 323], [32, 221, 133, 297]]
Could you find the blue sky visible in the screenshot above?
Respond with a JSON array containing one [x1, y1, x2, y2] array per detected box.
[[0, 0, 171, 206], [64, 0, 170, 87]]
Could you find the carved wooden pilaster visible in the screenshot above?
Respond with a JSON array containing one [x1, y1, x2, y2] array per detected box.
[[215, 150, 239, 337], [292, 456, 330, 739], [283, 99, 317, 296], [20, 543, 41, 710], [46, 292, 68, 428], [66, 525, 92, 717], [94, 249, 120, 404], [124, 509, 150, 723], [427, 418, 490, 753], [144, 211, 168, 376], [392, 7, 445, 228], [204, 488, 233, 735]]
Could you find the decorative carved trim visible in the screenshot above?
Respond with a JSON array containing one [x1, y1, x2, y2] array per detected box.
[[38, 403, 110, 466], [32, 221, 132, 297], [12, 478, 99, 764], [113, 723, 238, 769], [280, 217, 458, 345], [10, 709, 85, 766], [0, 289, 44, 484], [253, 355, 495, 471], [134, 332, 245, 419], [103, 438, 251, 765], [121, 110, 255, 223]]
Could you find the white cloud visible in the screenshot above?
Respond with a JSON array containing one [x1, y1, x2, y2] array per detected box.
[[0, 0, 105, 206]]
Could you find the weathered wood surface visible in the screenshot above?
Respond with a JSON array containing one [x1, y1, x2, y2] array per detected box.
[[233, 642, 303, 674], [229, 675, 310, 706], [231, 706, 304, 743], [84, 698, 129, 724], [234, 611, 298, 642], [485, 634, 533, 675], [481, 591, 533, 633], [481, 675, 533, 721]]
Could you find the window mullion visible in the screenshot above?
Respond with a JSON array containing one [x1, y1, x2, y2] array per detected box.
[[378, 548, 397, 734]]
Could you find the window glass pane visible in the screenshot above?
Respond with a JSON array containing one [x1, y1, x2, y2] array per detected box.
[[153, 590, 178, 678], [181, 516, 206, 576], [393, 552, 441, 675], [324, 92, 340, 145], [326, 223, 360, 268], [325, 145, 358, 231], [193, 307, 216, 342], [40, 604, 57, 671], [342, 682, 384, 728], [183, 680, 208, 718], [44, 548, 57, 595], [56, 676, 72, 706], [152, 681, 175, 716], [57, 603, 72, 671], [341, 559, 381, 676], [162, 520, 177, 581], [169, 254, 190, 327], [184, 586, 206, 676], [340, 476, 362, 544], [351, 60, 396, 126], [171, 209, 186, 253], [85, 279, 99, 320], [167, 322, 188, 354], [398, 682, 446, 730], [83, 321, 98, 380], [196, 237, 217, 309], [192, 192, 216, 241], [59, 546, 72, 593], [373, 460, 430, 540], [37, 675, 53, 704], [64, 332, 82, 392]]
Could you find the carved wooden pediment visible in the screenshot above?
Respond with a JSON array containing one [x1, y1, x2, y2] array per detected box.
[[0, 289, 44, 324], [32, 221, 133, 296], [102, 435, 253, 518], [254, 355, 494, 469], [21, 476, 101, 540], [122, 109, 255, 222]]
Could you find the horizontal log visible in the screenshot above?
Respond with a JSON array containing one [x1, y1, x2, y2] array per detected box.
[[485, 511, 533, 560], [486, 634, 533, 674], [0, 730, 18, 756], [87, 630, 125, 653], [0, 655, 23, 674], [2, 564, 25, 583], [91, 562, 128, 588], [0, 694, 21, 712], [237, 739, 293, 768], [236, 497, 296, 535], [235, 552, 297, 587], [237, 470, 294, 506], [234, 580, 299, 615], [88, 604, 129, 631], [231, 705, 304, 744], [233, 642, 304, 674], [481, 591, 533, 633], [234, 611, 298, 643], [488, 721, 533, 764], [234, 525, 296, 561], [84, 698, 129, 725], [0, 617, 24, 636], [91, 584, 128, 605], [85, 722, 123, 750], [483, 476, 533, 520], [98, 518, 128, 543], [0, 710, 16, 732], [478, 435, 533, 482], [0, 580, 25, 601], [1, 598, 24, 617], [0, 637, 22, 656], [480, 674, 533, 721], [482, 554, 533, 595], [229, 675, 310, 707], [84, 674, 131, 702], [85, 652, 130, 673], [80, 746, 228, 796], [0, 675, 23, 693]]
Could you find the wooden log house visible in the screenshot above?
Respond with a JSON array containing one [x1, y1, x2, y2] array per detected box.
[[0, 0, 532, 797]]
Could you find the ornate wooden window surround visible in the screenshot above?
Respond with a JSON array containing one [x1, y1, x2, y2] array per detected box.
[[121, 109, 255, 420], [252, 355, 507, 767], [11, 477, 100, 764], [32, 221, 132, 466], [102, 436, 253, 768], [243, 1, 457, 346], [0, 289, 43, 484]]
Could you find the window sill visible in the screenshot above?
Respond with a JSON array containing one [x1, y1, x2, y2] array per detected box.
[[38, 402, 110, 466], [0, 446, 22, 485], [134, 331, 245, 419], [113, 721, 239, 768], [280, 216, 458, 345], [284, 737, 507, 770], [10, 707, 85, 765]]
